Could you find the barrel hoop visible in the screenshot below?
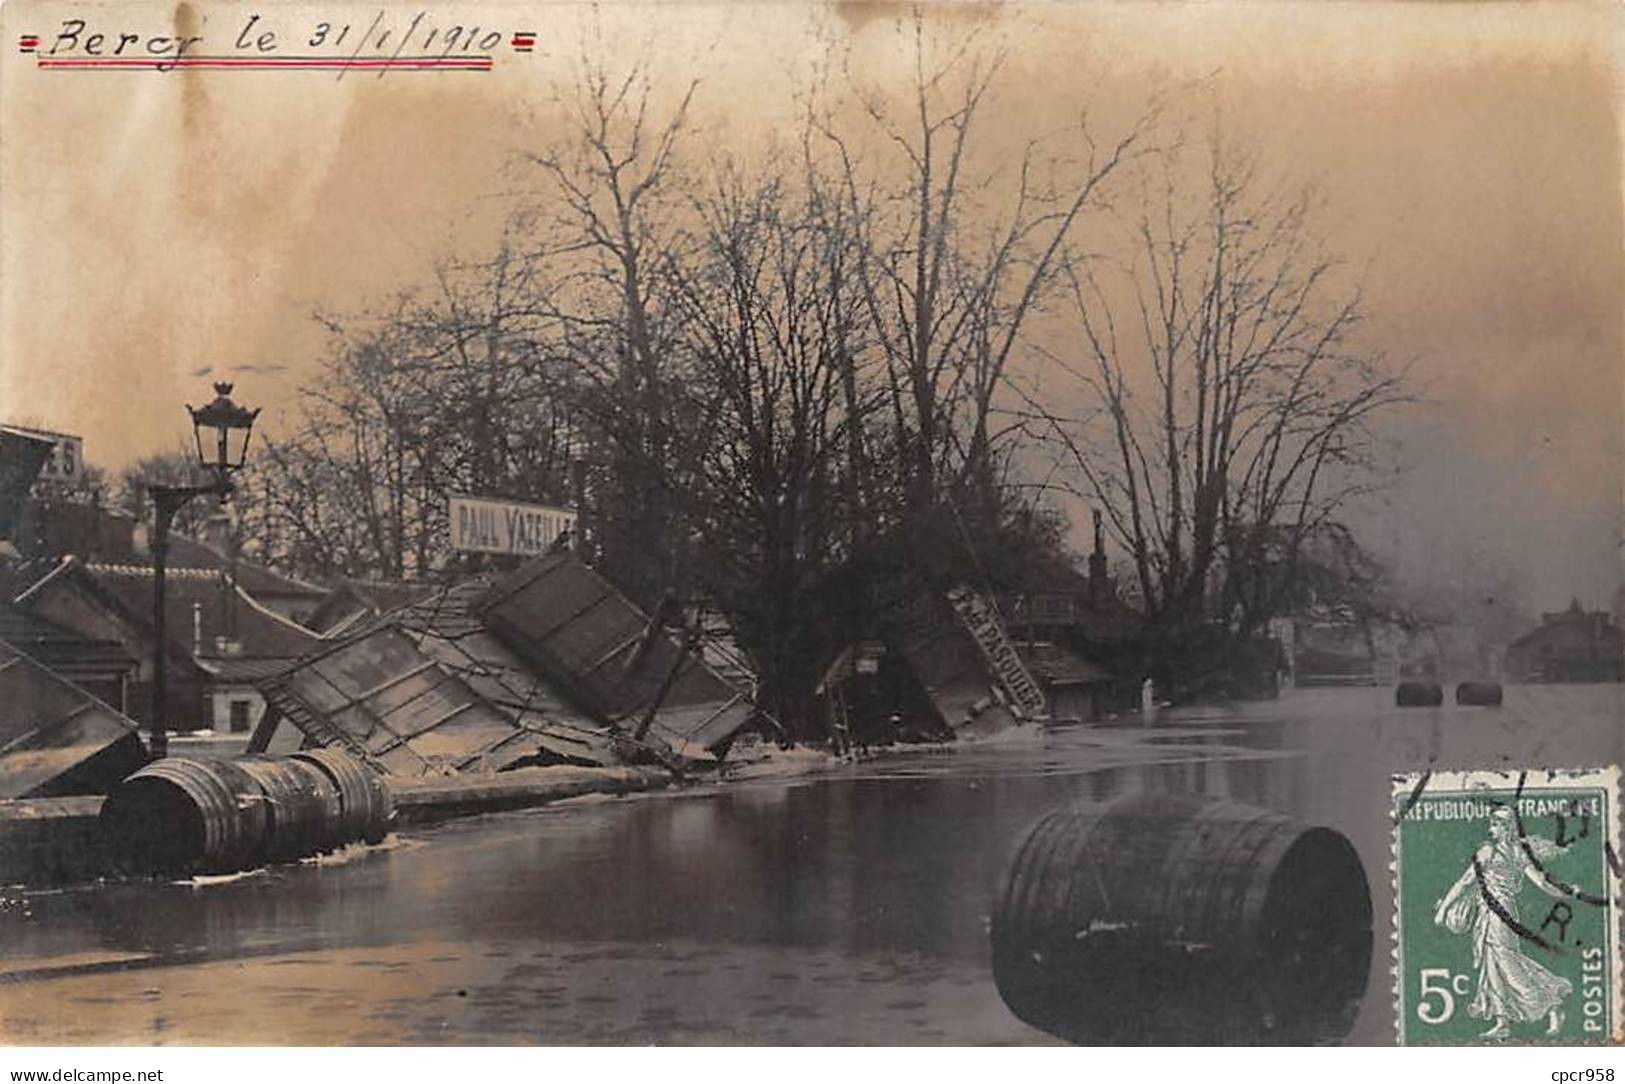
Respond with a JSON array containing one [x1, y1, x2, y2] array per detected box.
[[1159, 801, 1244, 940], [1003, 810, 1084, 949], [1006, 810, 1074, 946], [1217, 812, 1298, 942], [234, 756, 343, 861], [291, 747, 391, 846], [286, 758, 346, 852], [1208, 810, 1286, 941]]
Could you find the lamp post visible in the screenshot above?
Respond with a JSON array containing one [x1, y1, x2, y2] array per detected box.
[[146, 382, 259, 760]]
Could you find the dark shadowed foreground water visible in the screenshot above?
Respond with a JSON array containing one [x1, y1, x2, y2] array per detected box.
[[2, 684, 1620, 1045]]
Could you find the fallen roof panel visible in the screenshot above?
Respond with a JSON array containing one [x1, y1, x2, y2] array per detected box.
[[477, 553, 754, 753], [894, 588, 1037, 735], [0, 639, 146, 798], [257, 578, 621, 776]]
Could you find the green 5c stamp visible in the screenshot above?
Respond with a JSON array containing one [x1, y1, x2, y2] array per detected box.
[[1393, 768, 1620, 1045]]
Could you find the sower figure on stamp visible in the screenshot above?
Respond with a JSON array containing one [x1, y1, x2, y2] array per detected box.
[[1434, 806, 1574, 1038]]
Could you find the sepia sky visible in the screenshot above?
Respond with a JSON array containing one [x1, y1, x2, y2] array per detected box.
[[0, 1, 1619, 610]]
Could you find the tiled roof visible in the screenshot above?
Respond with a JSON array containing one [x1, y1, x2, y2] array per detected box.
[[348, 578, 438, 613], [262, 555, 755, 777], [161, 534, 328, 599], [1, 556, 70, 604], [76, 562, 323, 661]]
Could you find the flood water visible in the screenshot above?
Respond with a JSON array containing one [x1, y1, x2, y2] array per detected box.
[[2, 684, 1621, 1045]]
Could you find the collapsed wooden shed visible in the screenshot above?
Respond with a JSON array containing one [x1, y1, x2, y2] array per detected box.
[[818, 583, 1060, 747], [893, 584, 1050, 738], [0, 638, 147, 799], [250, 579, 618, 776], [250, 552, 756, 774], [476, 553, 756, 757]]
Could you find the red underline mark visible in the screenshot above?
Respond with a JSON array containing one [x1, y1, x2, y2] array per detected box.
[[36, 55, 493, 71]]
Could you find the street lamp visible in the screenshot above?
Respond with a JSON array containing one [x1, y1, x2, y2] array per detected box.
[[146, 382, 259, 760]]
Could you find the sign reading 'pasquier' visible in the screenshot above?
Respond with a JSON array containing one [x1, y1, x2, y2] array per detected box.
[[449, 494, 576, 556], [945, 584, 1048, 718]]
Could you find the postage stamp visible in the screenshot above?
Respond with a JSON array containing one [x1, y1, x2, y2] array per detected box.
[[1392, 768, 1621, 1045]]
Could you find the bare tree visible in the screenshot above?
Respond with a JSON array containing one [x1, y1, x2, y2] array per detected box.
[[1038, 139, 1411, 685], [523, 44, 704, 604], [820, 10, 1154, 543], [668, 163, 878, 737], [247, 244, 572, 581]]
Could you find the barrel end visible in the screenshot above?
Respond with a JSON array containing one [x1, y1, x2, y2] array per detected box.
[[1454, 681, 1504, 706], [1395, 681, 1444, 707]]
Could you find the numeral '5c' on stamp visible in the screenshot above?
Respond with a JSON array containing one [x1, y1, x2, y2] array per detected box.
[[1392, 768, 1621, 1045]]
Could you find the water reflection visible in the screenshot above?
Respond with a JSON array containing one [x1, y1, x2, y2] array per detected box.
[[1, 685, 1620, 1045]]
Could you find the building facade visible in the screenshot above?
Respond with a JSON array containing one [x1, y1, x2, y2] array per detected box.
[[1505, 600, 1625, 684]]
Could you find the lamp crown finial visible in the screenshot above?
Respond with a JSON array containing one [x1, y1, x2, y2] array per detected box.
[[213, 382, 234, 397]]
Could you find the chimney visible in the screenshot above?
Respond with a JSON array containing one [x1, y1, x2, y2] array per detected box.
[[204, 510, 241, 642], [1088, 508, 1107, 606], [106, 510, 135, 560]]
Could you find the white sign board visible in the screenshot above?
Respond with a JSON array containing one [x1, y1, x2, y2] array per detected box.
[[449, 494, 576, 556], [0, 425, 83, 486], [945, 584, 1048, 718]]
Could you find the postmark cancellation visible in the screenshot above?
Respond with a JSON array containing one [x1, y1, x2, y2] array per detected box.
[[1392, 767, 1622, 1045]]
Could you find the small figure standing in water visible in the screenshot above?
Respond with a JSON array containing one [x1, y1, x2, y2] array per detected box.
[[1140, 677, 1157, 726], [1433, 806, 1573, 1038]]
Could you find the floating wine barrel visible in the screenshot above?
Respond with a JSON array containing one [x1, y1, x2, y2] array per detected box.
[[1455, 681, 1503, 706], [234, 755, 344, 862], [100, 758, 270, 875], [991, 793, 1371, 1045], [101, 750, 392, 876], [1395, 681, 1444, 707], [291, 748, 393, 845]]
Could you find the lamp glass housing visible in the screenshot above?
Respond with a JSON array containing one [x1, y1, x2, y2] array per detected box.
[[187, 382, 259, 474]]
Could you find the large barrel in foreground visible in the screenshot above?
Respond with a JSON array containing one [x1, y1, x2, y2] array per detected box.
[[991, 793, 1371, 1045], [99, 758, 270, 875], [291, 748, 393, 845]]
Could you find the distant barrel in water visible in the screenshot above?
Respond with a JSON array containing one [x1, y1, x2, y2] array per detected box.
[[1395, 681, 1444, 707], [1455, 681, 1503, 707], [291, 748, 393, 845], [991, 793, 1372, 1045], [100, 758, 270, 875]]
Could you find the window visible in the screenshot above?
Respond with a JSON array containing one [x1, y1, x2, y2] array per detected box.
[[229, 698, 253, 733]]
